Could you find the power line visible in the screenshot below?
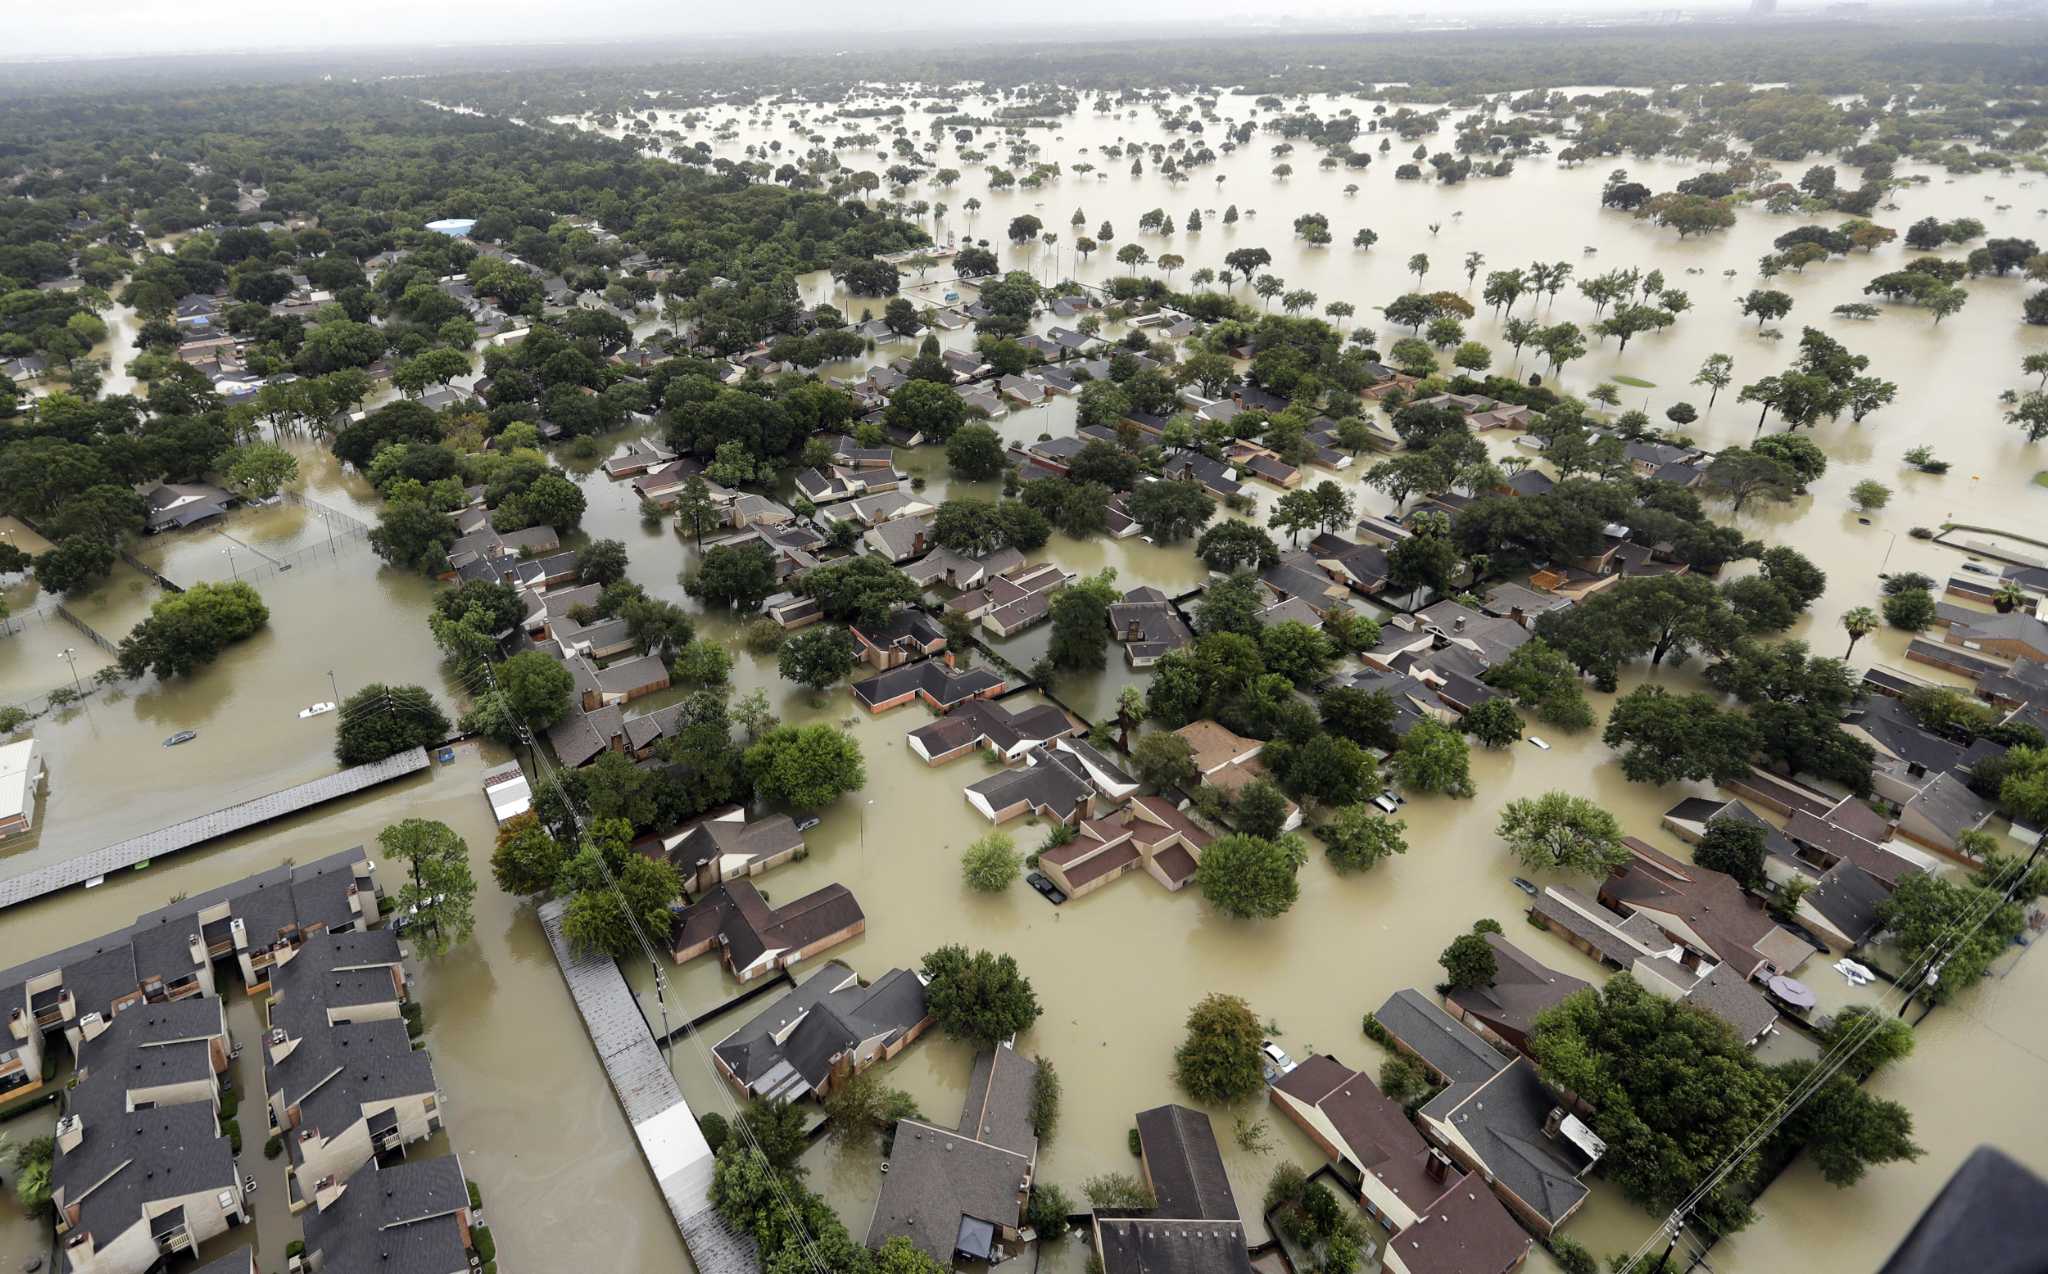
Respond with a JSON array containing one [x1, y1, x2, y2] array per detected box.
[[481, 654, 831, 1273], [1616, 839, 2044, 1273]]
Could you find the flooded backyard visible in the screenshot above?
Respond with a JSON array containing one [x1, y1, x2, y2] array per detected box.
[[3, 82, 2048, 1274]]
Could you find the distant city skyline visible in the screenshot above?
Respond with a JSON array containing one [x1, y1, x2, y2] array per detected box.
[[3, 0, 1922, 62]]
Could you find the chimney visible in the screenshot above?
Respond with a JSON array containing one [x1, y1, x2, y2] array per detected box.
[[1453, 615, 1467, 633], [1544, 1107, 1566, 1139], [913, 529, 926, 554], [268, 1026, 295, 1065], [56, 1114, 84, 1154], [188, 934, 206, 967], [229, 916, 248, 950], [1425, 1148, 1451, 1183], [314, 1174, 347, 1212]]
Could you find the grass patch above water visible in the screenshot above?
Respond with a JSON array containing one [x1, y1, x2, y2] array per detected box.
[[1612, 374, 1657, 388]]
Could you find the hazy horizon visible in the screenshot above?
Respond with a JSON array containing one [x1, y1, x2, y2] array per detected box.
[[2, 0, 1908, 63]]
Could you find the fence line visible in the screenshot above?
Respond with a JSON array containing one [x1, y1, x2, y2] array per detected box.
[[284, 489, 374, 535], [53, 602, 119, 655], [0, 603, 59, 643], [117, 547, 184, 594]]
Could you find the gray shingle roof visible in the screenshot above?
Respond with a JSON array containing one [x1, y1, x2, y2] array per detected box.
[[1374, 989, 1511, 1085]]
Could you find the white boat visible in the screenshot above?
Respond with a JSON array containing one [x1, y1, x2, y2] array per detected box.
[[298, 701, 337, 719], [1528, 736, 1551, 750]]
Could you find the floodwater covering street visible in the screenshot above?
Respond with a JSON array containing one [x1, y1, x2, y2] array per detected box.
[[4, 77, 2048, 1274]]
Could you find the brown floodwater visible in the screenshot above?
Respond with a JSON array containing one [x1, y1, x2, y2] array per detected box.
[[4, 84, 2046, 1274]]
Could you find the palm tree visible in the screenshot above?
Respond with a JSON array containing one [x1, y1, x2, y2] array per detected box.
[[1842, 607, 1879, 659], [1994, 580, 2029, 613]]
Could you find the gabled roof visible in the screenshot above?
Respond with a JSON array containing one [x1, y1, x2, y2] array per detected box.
[[1386, 1177, 1533, 1274], [1274, 1056, 1459, 1213], [1445, 935, 1590, 1045], [1096, 1217, 1254, 1274], [1135, 1104, 1238, 1221], [712, 961, 926, 1100], [1374, 989, 1511, 1085], [959, 1045, 1041, 1158], [1419, 1058, 1593, 1228]]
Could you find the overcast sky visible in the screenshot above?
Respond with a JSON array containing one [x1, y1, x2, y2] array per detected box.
[[7, 0, 1756, 62]]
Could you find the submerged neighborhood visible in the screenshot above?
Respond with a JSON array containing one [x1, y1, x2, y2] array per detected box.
[[4, 8, 2048, 1274]]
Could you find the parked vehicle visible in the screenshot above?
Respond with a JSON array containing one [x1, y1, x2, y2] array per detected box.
[[163, 730, 197, 747]]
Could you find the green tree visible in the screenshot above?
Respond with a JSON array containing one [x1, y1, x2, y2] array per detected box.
[[497, 649, 575, 730], [1460, 697, 1524, 748], [1197, 520, 1279, 572], [744, 724, 865, 809], [560, 824, 681, 958], [1529, 976, 1783, 1233], [777, 625, 858, 692], [823, 1069, 921, 1151], [490, 812, 565, 895], [378, 818, 477, 957], [1883, 587, 1938, 632], [1173, 992, 1265, 1104], [577, 538, 630, 587], [1439, 932, 1499, 991], [1602, 686, 1758, 785], [1231, 777, 1296, 840], [1197, 833, 1308, 919], [885, 378, 970, 442], [1481, 639, 1595, 731], [1126, 479, 1216, 543], [114, 580, 270, 680], [369, 499, 460, 573], [1321, 807, 1406, 874], [1496, 791, 1628, 874], [920, 945, 1041, 1047], [335, 683, 450, 765], [1697, 816, 1769, 889], [1878, 871, 2028, 1004], [1132, 731, 1200, 791], [217, 441, 300, 498], [688, 542, 779, 612], [1048, 570, 1119, 671], [1392, 718, 1474, 797], [946, 422, 1006, 480], [1849, 479, 1892, 512], [962, 831, 1021, 893]]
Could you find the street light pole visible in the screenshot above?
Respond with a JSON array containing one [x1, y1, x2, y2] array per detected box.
[[221, 546, 239, 581], [57, 647, 81, 692], [328, 669, 340, 706]]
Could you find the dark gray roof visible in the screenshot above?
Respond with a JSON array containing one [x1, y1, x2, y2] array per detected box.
[[1096, 1217, 1255, 1274], [303, 1155, 472, 1274], [1419, 1058, 1590, 1227], [1374, 989, 1511, 1085], [864, 1120, 1031, 1262], [1685, 962, 1780, 1044], [964, 746, 1095, 820], [1803, 861, 1895, 948], [958, 1045, 1040, 1159], [712, 962, 926, 1099], [851, 660, 1005, 709], [1135, 1104, 1238, 1221]]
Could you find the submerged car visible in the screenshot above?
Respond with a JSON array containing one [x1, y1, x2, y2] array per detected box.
[[163, 730, 197, 747]]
